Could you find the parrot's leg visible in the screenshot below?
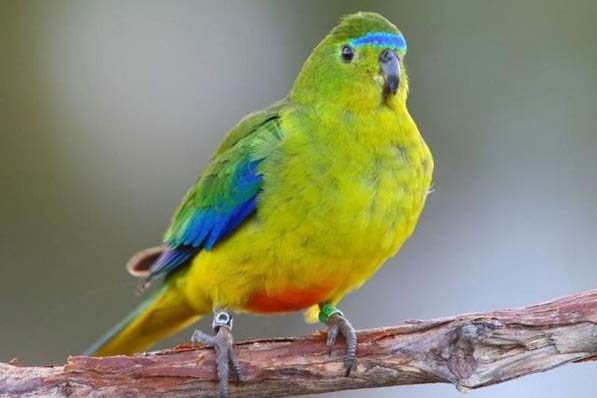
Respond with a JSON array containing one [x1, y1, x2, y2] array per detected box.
[[190, 310, 241, 398], [319, 303, 357, 376]]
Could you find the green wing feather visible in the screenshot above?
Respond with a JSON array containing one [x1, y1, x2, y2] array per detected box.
[[146, 100, 287, 280]]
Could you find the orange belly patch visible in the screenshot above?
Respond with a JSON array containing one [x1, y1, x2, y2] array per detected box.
[[244, 285, 333, 313]]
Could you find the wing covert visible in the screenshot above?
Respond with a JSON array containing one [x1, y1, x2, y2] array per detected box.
[[145, 107, 285, 282]]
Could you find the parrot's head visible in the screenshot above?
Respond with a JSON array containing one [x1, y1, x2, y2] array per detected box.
[[291, 12, 409, 112]]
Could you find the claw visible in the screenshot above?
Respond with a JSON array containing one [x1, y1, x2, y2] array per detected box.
[[190, 310, 239, 398], [320, 304, 357, 376], [326, 322, 340, 355]]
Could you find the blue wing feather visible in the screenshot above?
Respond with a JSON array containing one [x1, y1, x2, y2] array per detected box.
[[143, 108, 284, 283], [146, 159, 263, 281], [146, 109, 284, 282]]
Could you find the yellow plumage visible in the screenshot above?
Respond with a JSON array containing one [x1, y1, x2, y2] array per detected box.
[[88, 12, 433, 357], [185, 104, 432, 319]]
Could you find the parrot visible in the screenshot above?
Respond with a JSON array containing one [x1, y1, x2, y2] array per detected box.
[[85, 11, 433, 397]]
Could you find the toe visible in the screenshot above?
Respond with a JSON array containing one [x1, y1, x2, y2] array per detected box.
[[326, 323, 340, 355], [229, 348, 242, 382], [191, 330, 217, 345], [215, 345, 230, 398], [326, 313, 357, 376]]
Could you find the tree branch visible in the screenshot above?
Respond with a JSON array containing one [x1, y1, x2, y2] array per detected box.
[[2, 289, 596, 397]]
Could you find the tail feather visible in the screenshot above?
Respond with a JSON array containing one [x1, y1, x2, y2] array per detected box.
[[85, 283, 200, 356]]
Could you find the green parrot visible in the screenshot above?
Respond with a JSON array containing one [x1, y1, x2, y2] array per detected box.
[[86, 12, 433, 397]]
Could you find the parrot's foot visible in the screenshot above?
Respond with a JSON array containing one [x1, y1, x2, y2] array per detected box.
[[319, 304, 357, 376], [190, 310, 240, 398]]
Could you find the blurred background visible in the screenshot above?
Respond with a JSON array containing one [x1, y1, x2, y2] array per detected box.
[[1, 1, 596, 397]]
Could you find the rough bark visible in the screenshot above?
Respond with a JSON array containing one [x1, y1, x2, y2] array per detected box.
[[1, 289, 596, 397]]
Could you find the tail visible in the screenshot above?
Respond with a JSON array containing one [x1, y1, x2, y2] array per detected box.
[[85, 282, 201, 356]]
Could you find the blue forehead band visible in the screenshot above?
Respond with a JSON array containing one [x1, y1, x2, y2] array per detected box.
[[349, 32, 407, 53]]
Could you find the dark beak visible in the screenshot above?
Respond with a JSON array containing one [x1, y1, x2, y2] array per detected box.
[[380, 49, 400, 96]]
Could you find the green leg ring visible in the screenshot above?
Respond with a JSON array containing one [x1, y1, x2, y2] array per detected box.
[[318, 303, 344, 324]]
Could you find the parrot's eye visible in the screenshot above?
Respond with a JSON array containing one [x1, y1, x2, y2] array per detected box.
[[341, 45, 354, 62]]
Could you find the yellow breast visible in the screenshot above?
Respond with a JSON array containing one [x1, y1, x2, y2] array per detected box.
[[184, 104, 433, 314]]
